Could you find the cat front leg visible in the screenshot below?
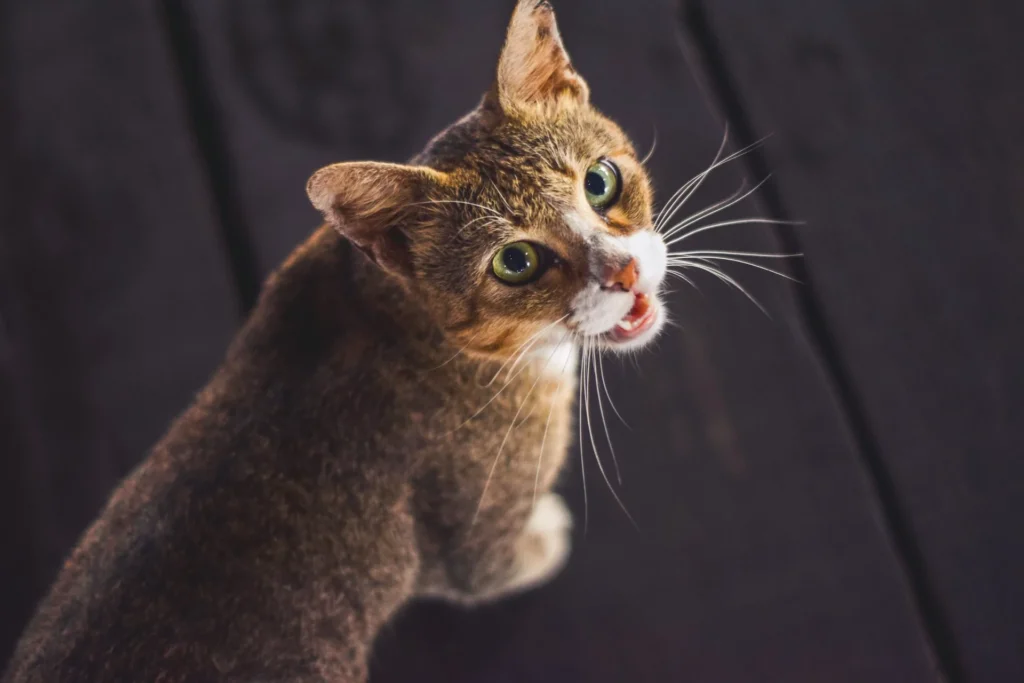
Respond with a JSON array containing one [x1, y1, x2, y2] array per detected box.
[[416, 492, 573, 605], [499, 492, 572, 596]]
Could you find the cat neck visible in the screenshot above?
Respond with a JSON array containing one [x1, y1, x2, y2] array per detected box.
[[518, 336, 579, 379]]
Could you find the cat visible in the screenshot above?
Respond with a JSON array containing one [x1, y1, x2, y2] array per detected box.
[[3, 1, 668, 681]]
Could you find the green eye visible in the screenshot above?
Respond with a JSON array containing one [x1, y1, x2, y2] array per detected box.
[[492, 242, 541, 285], [584, 159, 621, 210]]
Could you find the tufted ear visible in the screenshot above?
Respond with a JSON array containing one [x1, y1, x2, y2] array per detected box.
[[491, 0, 590, 115], [306, 162, 446, 278]]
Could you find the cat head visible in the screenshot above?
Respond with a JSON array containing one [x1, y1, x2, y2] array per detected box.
[[308, 0, 667, 360]]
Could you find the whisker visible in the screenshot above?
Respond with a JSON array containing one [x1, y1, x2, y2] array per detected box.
[[666, 216, 803, 246], [582, 341, 637, 528], [534, 341, 575, 508], [671, 260, 770, 317], [597, 352, 628, 429], [456, 215, 507, 236], [427, 328, 485, 371], [662, 175, 772, 240], [489, 179, 516, 217], [665, 269, 701, 291], [684, 256, 800, 283], [577, 338, 590, 534], [472, 332, 567, 528], [483, 315, 568, 387], [670, 248, 801, 259], [410, 199, 501, 216], [592, 353, 623, 485], [500, 314, 570, 384], [483, 332, 542, 388], [661, 182, 749, 239], [654, 129, 729, 232], [654, 132, 770, 232], [655, 131, 731, 232], [447, 322, 565, 436], [641, 126, 658, 166]]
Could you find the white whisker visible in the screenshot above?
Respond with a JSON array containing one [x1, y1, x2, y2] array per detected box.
[[597, 352, 628, 429], [666, 270, 700, 290], [411, 199, 501, 216], [662, 175, 772, 241], [483, 332, 543, 388], [533, 342, 575, 508], [484, 315, 568, 387], [489, 179, 516, 217], [655, 125, 734, 229], [654, 132, 770, 233], [473, 333, 566, 528], [577, 338, 590, 534], [656, 133, 731, 232], [671, 260, 770, 317], [669, 249, 801, 259], [428, 328, 485, 371], [655, 129, 729, 232], [592, 353, 623, 485], [457, 215, 507, 236], [641, 126, 658, 166], [661, 183, 749, 239], [500, 314, 570, 384], [666, 216, 802, 246], [685, 256, 800, 283], [582, 340, 636, 528], [447, 322, 565, 436]]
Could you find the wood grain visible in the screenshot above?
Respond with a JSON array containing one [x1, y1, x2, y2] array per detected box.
[[691, 0, 1024, 680]]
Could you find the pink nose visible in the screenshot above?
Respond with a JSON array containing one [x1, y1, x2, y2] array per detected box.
[[602, 258, 638, 292]]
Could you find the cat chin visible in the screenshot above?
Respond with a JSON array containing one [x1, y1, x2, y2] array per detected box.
[[597, 294, 667, 353]]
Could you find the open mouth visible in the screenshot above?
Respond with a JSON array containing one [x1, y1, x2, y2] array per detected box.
[[606, 292, 658, 343]]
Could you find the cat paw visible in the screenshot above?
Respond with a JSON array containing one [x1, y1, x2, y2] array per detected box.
[[527, 491, 573, 536], [505, 493, 573, 594]]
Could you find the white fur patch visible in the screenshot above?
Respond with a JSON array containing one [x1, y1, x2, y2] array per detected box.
[[527, 492, 573, 535], [526, 337, 578, 377], [618, 230, 668, 295], [570, 284, 634, 336], [503, 492, 573, 594], [568, 228, 669, 343]]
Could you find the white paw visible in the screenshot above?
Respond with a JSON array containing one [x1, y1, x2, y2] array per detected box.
[[527, 491, 573, 535], [507, 493, 573, 594]]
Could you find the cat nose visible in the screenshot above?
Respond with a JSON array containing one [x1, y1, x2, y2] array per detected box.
[[601, 257, 639, 292]]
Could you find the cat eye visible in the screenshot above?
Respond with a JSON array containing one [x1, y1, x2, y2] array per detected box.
[[584, 159, 621, 211], [492, 241, 544, 285]]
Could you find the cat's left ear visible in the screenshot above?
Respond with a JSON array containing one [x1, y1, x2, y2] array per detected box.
[[490, 0, 590, 115], [307, 162, 447, 278]]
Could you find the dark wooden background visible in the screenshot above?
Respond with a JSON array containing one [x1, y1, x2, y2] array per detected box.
[[1, 1, 1021, 681]]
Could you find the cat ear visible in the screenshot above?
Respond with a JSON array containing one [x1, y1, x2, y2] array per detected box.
[[492, 0, 590, 114], [306, 162, 446, 278]]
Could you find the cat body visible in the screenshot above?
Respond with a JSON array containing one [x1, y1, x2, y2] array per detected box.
[[5, 229, 574, 682], [4, 2, 668, 681]]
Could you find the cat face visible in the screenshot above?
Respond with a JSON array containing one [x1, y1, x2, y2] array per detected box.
[[308, 0, 667, 360]]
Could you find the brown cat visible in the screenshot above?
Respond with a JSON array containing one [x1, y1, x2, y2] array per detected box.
[[3, 2, 668, 681]]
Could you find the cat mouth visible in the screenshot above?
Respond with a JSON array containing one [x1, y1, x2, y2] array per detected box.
[[605, 293, 658, 343]]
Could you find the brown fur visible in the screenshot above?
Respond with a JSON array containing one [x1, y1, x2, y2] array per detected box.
[[3, 2, 654, 681]]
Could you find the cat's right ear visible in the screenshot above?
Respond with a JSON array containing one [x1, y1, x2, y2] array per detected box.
[[306, 162, 447, 278], [488, 0, 590, 117]]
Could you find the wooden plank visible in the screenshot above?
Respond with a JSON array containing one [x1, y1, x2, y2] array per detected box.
[[0, 0, 239, 662], [689, 0, 1024, 680], [183, 0, 939, 679]]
